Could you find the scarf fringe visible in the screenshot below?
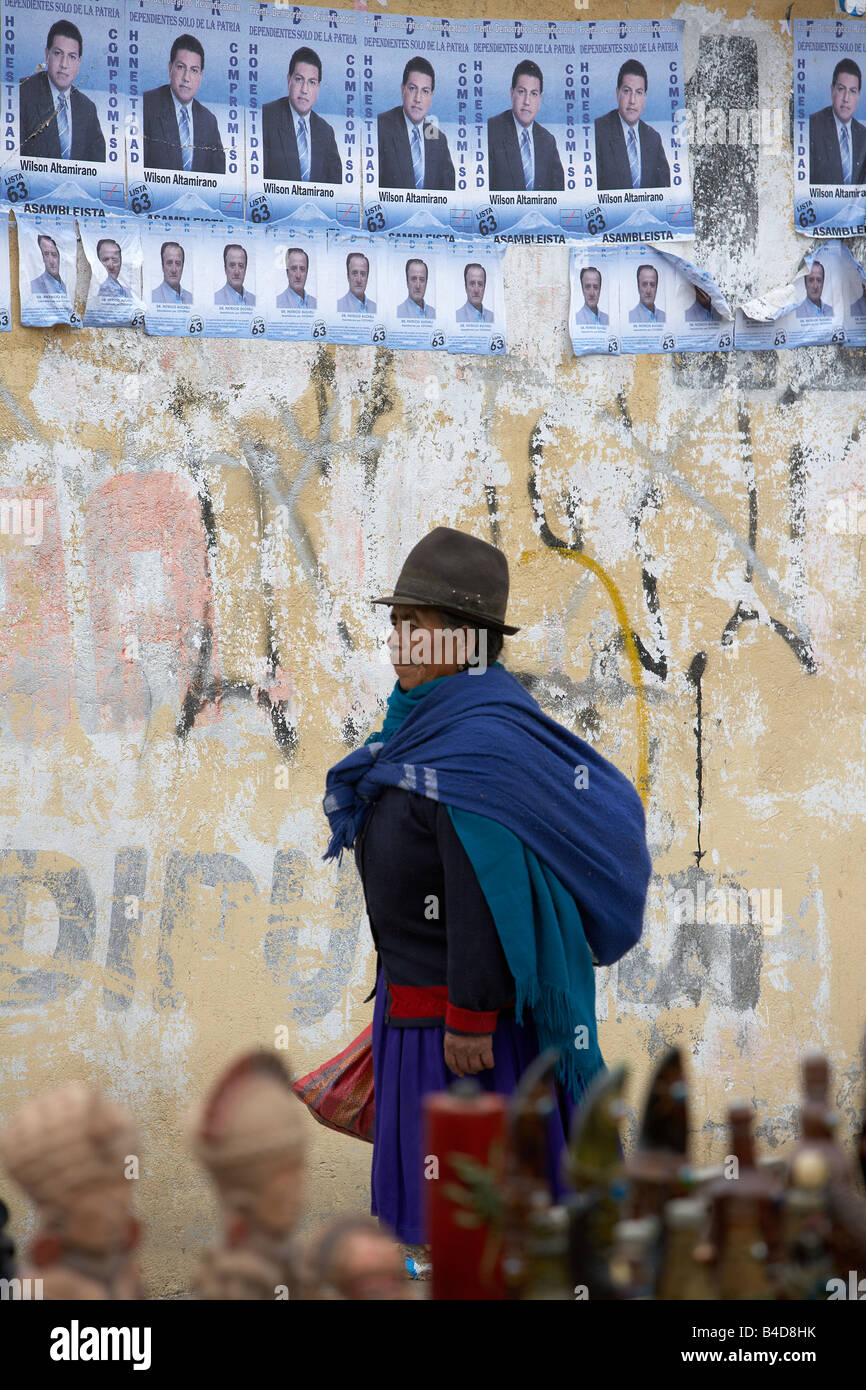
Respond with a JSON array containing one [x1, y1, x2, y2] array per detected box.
[[514, 977, 605, 1100]]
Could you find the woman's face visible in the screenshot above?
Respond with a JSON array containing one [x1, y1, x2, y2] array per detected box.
[[388, 604, 471, 690]]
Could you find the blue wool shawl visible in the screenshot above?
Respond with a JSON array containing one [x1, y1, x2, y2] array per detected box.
[[322, 662, 652, 1096]]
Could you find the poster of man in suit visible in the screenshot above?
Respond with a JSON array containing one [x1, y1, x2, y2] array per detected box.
[[584, 20, 693, 240], [127, 3, 245, 221], [361, 10, 470, 236], [17, 214, 80, 328], [80, 220, 146, 328], [7, 5, 125, 215], [474, 21, 583, 240], [245, 9, 360, 232], [794, 19, 866, 238]]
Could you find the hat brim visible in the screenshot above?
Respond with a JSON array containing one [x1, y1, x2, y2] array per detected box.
[[371, 592, 520, 636]]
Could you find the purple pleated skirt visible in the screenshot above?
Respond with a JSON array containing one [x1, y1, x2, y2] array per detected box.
[[370, 973, 582, 1245]]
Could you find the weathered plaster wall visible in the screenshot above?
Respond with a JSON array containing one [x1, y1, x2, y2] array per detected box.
[[1, 0, 864, 1296]]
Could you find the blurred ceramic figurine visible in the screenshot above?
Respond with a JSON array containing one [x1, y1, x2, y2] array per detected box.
[[0, 1084, 143, 1299], [304, 1215, 410, 1300], [190, 1050, 307, 1300]]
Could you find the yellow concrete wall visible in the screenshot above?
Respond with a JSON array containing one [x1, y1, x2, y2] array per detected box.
[[1, 0, 864, 1297]]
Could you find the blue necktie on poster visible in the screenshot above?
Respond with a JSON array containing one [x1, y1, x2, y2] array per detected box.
[[841, 124, 852, 184], [179, 105, 192, 172], [411, 125, 424, 189], [57, 93, 71, 160], [298, 118, 310, 181], [628, 127, 640, 187], [520, 127, 534, 191]]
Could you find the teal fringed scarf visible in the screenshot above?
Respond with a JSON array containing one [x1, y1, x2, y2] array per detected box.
[[362, 668, 604, 1098]]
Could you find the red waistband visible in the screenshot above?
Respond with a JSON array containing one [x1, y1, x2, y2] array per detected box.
[[387, 983, 448, 1019]]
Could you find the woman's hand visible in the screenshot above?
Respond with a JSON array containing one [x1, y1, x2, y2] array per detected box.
[[444, 1031, 495, 1077]]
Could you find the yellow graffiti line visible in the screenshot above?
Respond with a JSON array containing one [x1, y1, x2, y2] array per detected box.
[[518, 547, 649, 804]]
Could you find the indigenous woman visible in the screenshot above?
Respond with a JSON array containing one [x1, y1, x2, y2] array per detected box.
[[322, 527, 651, 1245]]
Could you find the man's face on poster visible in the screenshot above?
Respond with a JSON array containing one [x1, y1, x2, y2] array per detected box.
[[804, 263, 825, 304], [169, 48, 203, 105], [286, 250, 309, 293], [511, 75, 542, 128], [46, 35, 81, 93], [401, 69, 433, 126], [98, 241, 122, 280], [162, 244, 184, 290], [581, 269, 602, 311], [831, 71, 860, 124], [465, 265, 486, 309], [348, 254, 369, 298], [617, 74, 647, 127], [406, 260, 428, 306], [637, 266, 658, 309], [225, 247, 247, 292], [288, 61, 320, 117], [38, 237, 60, 278]]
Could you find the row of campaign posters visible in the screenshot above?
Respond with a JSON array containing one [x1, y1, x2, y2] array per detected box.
[[6, 4, 866, 243], [6, 209, 864, 357], [5, 4, 695, 241], [9, 211, 507, 352], [569, 240, 866, 354]]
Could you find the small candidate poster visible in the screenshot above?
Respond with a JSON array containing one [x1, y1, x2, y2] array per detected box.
[[245, 1, 361, 233], [198, 221, 264, 338], [735, 243, 851, 350], [474, 17, 583, 243], [570, 245, 732, 356], [569, 247, 620, 355], [80, 217, 145, 326], [126, 0, 245, 222], [142, 217, 200, 335], [326, 230, 388, 346], [263, 225, 330, 342], [582, 19, 693, 242], [444, 239, 507, 355], [16, 211, 80, 326], [841, 245, 866, 344], [0, 214, 11, 331], [1, 0, 126, 216], [794, 17, 866, 238], [382, 235, 448, 351], [361, 10, 477, 237]]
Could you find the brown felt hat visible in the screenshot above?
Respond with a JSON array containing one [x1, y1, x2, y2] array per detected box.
[[371, 526, 520, 635]]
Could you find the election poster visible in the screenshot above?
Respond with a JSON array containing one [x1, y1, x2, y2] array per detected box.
[[1, 0, 126, 216], [361, 10, 477, 237], [444, 239, 507, 355], [382, 234, 448, 351], [16, 211, 80, 327], [0, 213, 10, 331], [142, 217, 200, 335], [197, 220, 264, 338], [80, 216, 146, 326], [263, 226, 330, 343], [474, 17, 583, 244], [794, 17, 866, 238], [569, 244, 731, 357], [570, 248, 619, 354], [126, 0, 246, 222], [841, 245, 866, 344], [582, 19, 693, 243], [245, 1, 361, 234], [327, 230, 388, 346], [735, 243, 853, 350]]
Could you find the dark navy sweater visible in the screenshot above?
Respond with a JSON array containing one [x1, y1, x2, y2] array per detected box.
[[355, 786, 515, 1034]]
